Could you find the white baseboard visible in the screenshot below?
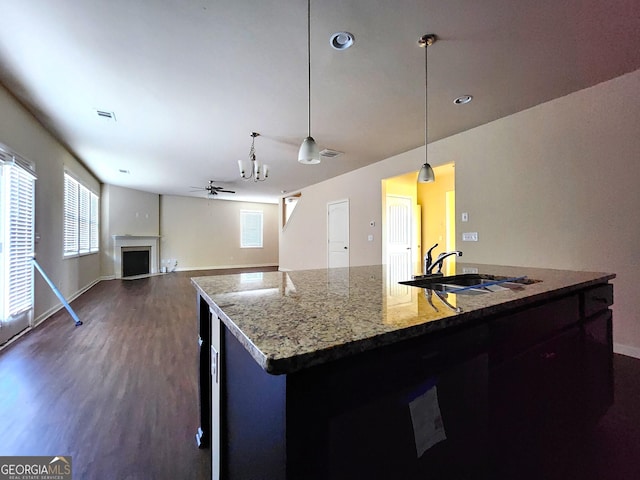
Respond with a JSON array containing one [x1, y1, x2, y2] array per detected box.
[[614, 343, 640, 359], [33, 278, 101, 327], [1, 278, 102, 352], [101, 275, 116, 281]]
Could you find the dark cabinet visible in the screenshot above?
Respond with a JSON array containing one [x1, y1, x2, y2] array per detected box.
[[195, 294, 211, 448], [490, 325, 583, 478], [201, 282, 614, 479], [489, 289, 614, 479], [581, 310, 614, 423]]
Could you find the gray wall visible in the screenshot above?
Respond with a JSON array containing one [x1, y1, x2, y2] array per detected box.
[[160, 195, 279, 271], [0, 84, 101, 324], [279, 69, 640, 357], [100, 184, 160, 278]]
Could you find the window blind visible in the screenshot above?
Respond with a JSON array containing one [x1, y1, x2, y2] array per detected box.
[[64, 172, 99, 256], [1, 149, 36, 322], [63, 174, 79, 255], [240, 210, 263, 248]]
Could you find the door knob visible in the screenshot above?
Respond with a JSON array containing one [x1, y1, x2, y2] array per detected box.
[[344, 246, 348, 249]]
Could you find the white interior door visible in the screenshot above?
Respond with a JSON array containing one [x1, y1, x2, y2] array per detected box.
[[328, 199, 349, 268], [386, 196, 413, 303]]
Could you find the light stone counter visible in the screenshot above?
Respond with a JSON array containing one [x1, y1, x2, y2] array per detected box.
[[191, 263, 614, 375]]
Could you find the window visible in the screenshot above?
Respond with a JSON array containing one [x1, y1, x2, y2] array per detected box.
[[282, 193, 301, 228], [1, 147, 36, 337], [240, 210, 263, 248], [64, 172, 99, 256]]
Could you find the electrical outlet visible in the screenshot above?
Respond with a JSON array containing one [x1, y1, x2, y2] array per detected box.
[[462, 232, 478, 242]]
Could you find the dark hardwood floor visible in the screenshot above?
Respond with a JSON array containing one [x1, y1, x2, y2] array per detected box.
[[1, 266, 639, 479], [0, 267, 275, 480]]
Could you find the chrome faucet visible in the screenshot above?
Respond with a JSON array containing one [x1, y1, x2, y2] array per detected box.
[[424, 288, 462, 314], [424, 243, 463, 275], [423, 243, 439, 276]]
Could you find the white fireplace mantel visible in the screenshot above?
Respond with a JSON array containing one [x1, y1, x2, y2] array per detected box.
[[113, 235, 160, 279]]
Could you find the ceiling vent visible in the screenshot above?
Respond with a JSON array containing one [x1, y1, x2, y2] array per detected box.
[[96, 110, 117, 121], [319, 148, 343, 158]]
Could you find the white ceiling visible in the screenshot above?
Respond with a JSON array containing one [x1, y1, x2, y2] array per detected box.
[[0, 0, 638, 204]]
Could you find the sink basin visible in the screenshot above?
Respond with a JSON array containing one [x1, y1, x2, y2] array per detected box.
[[399, 273, 541, 295]]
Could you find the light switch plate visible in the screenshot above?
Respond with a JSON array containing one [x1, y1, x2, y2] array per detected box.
[[461, 212, 468, 222], [462, 232, 478, 242]]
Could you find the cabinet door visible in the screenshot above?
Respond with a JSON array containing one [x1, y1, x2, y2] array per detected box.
[[196, 295, 211, 448], [490, 326, 582, 478], [581, 310, 613, 423]]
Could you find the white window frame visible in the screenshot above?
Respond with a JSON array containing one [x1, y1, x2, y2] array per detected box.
[[1, 148, 36, 325], [240, 210, 263, 248], [64, 171, 99, 257]]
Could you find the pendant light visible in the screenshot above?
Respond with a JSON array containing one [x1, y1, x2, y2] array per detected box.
[[298, 0, 321, 164], [417, 34, 436, 183], [238, 132, 268, 182]]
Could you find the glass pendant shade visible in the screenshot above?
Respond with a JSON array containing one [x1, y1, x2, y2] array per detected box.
[[298, 136, 321, 164], [418, 162, 435, 183], [417, 34, 437, 184]]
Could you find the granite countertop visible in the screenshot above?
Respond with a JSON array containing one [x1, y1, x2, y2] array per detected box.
[[191, 263, 614, 375]]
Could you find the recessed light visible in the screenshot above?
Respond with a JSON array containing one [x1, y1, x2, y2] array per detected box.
[[330, 32, 354, 50], [453, 95, 473, 105]]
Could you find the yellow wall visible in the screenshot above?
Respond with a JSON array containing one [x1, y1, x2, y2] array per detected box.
[[382, 171, 419, 269], [418, 164, 455, 261]]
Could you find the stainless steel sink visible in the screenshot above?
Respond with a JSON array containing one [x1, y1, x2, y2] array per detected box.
[[399, 273, 541, 295]]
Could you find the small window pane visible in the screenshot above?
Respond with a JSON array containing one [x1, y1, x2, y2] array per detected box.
[[90, 192, 99, 252]]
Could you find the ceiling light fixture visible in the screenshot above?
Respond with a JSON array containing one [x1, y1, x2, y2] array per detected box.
[[238, 132, 268, 182], [330, 31, 354, 50], [298, 0, 321, 165], [454, 94, 473, 105], [417, 33, 436, 184]]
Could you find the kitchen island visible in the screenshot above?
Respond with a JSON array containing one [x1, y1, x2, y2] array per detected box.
[[192, 263, 614, 479]]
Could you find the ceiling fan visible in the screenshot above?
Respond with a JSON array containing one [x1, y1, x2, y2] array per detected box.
[[190, 180, 236, 197]]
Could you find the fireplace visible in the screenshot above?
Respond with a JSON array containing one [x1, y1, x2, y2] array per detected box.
[[122, 246, 151, 277], [113, 235, 160, 279]]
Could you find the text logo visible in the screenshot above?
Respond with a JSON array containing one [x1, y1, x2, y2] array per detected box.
[[0, 456, 72, 480]]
